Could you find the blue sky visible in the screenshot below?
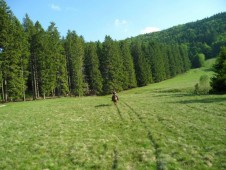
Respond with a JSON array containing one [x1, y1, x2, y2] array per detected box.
[[6, 0, 226, 42]]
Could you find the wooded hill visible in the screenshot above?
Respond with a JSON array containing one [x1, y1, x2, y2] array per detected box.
[[129, 12, 226, 67], [0, 0, 225, 101]]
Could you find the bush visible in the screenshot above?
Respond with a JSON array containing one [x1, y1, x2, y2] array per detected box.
[[194, 75, 211, 95]]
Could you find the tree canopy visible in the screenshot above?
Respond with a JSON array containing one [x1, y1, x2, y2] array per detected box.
[[1, 0, 225, 101]]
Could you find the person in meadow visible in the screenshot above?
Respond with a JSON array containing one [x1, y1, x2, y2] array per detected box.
[[112, 91, 119, 105]]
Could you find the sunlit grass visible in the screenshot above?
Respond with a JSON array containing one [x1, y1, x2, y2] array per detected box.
[[0, 59, 225, 169]]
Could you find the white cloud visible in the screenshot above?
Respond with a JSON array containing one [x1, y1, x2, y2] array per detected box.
[[114, 19, 128, 27], [51, 4, 61, 11], [140, 27, 160, 34]]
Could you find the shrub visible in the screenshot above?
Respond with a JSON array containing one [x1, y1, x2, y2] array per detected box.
[[194, 75, 211, 95]]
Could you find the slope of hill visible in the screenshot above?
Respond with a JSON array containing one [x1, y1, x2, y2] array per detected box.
[[0, 59, 225, 169], [129, 12, 226, 60]]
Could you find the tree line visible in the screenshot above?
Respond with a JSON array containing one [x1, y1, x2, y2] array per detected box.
[[131, 12, 226, 68], [0, 0, 191, 102]]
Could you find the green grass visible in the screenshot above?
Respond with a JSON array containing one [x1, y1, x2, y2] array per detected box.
[[0, 59, 225, 169]]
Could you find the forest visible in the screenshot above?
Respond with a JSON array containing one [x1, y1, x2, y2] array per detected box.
[[0, 0, 225, 102], [131, 12, 226, 67]]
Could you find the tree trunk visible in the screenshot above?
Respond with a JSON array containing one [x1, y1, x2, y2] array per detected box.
[[1, 80, 4, 102], [31, 62, 36, 100], [4, 79, 7, 102], [21, 64, 26, 101]]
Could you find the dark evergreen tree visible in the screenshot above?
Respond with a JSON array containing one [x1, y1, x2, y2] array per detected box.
[[101, 36, 124, 94], [56, 39, 69, 96], [0, 0, 11, 101], [140, 42, 153, 83], [167, 46, 177, 77], [179, 44, 191, 71], [0, 1, 29, 101], [65, 31, 85, 96], [131, 41, 150, 86], [84, 42, 103, 95], [211, 46, 226, 93], [147, 42, 166, 82], [120, 41, 137, 89], [46, 22, 69, 96], [172, 44, 183, 74], [34, 21, 49, 99], [23, 14, 36, 99], [161, 45, 171, 79]]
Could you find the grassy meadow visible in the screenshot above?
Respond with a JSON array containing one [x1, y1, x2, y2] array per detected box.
[[0, 59, 225, 170]]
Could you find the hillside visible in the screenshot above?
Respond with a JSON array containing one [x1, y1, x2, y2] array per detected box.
[[129, 12, 226, 60], [2, 1, 225, 101], [0, 59, 225, 169]]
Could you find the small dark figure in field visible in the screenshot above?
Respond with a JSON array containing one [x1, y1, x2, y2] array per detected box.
[[112, 91, 119, 105]]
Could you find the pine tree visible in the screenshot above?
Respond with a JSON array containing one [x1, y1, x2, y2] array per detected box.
[[167, 46, 177, 77], [173, 44, 184, 74], [161, 45, 171, 79], [141, 42, 153, 83], [23, 14, 37, 99], [84, 42, 103, 95], [101, 36, 124, 94], [56, 39, 69, 96], [148, 42, 166, 82], [65, 31, 85, 96], [0, 0, 11, 101], [131, 41, 150, 86], [33, 21, 49, 99], [179, 44, 191, 72], [46, 22, 69, 97], [0, 1, 29, 101], [211, 46, 226, 93], [120, 41, 137, 89]]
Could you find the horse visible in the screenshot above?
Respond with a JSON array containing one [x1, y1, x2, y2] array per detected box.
[[112, 91, 119, 105]]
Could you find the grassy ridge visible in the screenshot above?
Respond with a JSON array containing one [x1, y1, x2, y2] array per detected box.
[[0, 59, 225, 169]]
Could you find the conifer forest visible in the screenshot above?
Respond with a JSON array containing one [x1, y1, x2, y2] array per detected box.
[[0, 0, 226, 102]]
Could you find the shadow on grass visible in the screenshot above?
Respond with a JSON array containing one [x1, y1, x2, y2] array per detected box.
[[174, 97, 226, 104], [153, 93, 195, 98], [95, 104, 112, 107], [112, 149, 118, 170], [115, 104, 124, 121]]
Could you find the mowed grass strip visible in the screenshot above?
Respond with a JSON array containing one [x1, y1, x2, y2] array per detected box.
[[0, 59, 225, 169]]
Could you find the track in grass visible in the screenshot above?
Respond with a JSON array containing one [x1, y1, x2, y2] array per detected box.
[[118, 101, 163, 170]]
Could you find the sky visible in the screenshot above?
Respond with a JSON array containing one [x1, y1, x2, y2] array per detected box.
[[5, 0, 226, 42]]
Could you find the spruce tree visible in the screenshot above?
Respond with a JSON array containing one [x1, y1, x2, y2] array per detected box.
[[46, 22, 69, 96], [179, 44, 191, 72], [131, 41, 150, 86], [65, 31, 85, 96], [141, 42, 153, 83], [23, 14, 37, 99], [0, 0, 11, 101], [167, 46, 177, 77], [211, 46, 226, 93], [0, 1, 29, 101], [120, 41, 137, 89], [56, 40, 69, 96], [148, 42, 166, 82], [33, 21, 49, 99], [161, 45, 171, 79], [101, 36, 124, 94], [84, 42, 103, 95]]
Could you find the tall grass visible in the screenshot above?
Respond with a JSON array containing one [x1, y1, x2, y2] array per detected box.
[[0, 59, 225, 169]]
